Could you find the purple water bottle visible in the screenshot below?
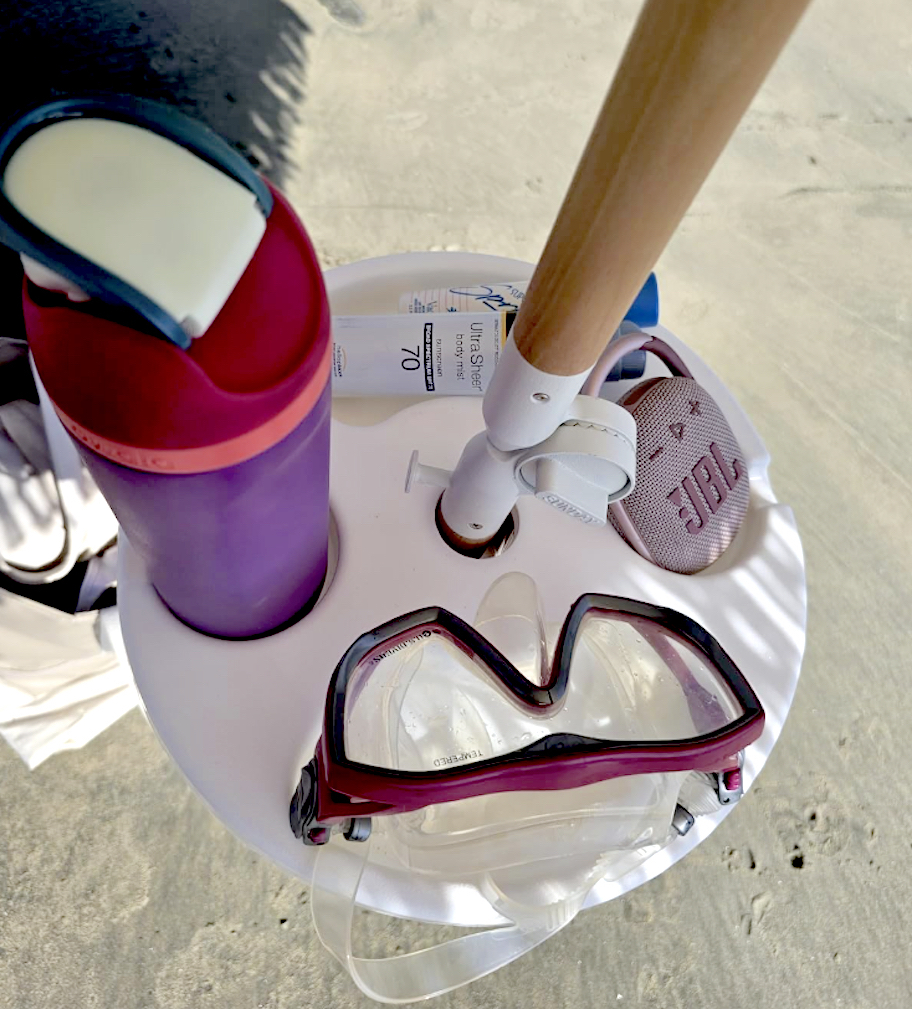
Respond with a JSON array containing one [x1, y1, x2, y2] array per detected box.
[[4, 99, 331, 639]]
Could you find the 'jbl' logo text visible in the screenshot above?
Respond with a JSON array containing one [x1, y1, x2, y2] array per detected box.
[[668, 443, 745, 534]]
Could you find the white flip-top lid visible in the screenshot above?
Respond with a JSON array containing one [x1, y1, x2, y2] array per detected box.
[[5, 116, 266, 340]]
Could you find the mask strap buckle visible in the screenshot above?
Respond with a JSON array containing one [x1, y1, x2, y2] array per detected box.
[[714, 755, 744, 806]]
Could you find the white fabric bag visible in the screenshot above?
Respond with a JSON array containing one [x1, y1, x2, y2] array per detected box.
[[0, 593, 136, 769], [0, 348, 135, 768], [0, 353, 117, 583]]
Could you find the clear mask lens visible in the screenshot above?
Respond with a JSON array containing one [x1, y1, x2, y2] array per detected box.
[[344, 627, 510, 772], [343, 609, 743, 774], [567, 610, 743, 739]]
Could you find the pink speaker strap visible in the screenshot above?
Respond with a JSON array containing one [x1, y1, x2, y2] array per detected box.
[[583, 333, 692, 395]]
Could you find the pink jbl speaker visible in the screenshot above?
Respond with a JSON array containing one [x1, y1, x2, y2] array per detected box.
[[596, 335, 749, 574]]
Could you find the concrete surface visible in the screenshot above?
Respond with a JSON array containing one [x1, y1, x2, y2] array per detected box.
[[1, 0, 911, 1006]]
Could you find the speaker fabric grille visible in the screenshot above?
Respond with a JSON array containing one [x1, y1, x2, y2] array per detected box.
[[610, 377, 749, 574]]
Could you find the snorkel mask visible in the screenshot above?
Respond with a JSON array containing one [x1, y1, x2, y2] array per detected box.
[[291, 574, 764, 1002]]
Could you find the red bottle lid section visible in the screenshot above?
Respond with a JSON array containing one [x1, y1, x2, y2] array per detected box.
[[26, 186, 330, 475]]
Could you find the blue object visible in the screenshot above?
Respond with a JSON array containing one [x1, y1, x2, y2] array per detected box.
[[605, 348, 647, 382], [623, 272, 659, 328]]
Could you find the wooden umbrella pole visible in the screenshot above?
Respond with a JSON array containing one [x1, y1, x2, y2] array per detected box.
[[439, 0, 812, 550], [514, 0, 812, 377]]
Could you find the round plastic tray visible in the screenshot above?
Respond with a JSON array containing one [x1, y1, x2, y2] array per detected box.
[[121, 252, 807, 927]]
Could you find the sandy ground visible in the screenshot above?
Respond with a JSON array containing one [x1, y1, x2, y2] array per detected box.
[[2, 0, 911, 1006]]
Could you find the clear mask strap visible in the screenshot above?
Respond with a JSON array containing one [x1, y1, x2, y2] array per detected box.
[[311, 840, 577, 1004]]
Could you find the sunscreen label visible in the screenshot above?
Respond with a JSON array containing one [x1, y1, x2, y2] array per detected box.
[[332, 311, 515, 396], [398, 281, 527, 315]]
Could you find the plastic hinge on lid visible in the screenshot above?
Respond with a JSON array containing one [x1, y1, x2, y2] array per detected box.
[[0, 96, 273, 349]]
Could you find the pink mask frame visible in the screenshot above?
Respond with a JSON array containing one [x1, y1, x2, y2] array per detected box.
[[290, 593, 764, 846]]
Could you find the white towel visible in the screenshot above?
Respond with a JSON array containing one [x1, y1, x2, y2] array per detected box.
[[0, 594, 136, 769], [0, 354, 135, 768]]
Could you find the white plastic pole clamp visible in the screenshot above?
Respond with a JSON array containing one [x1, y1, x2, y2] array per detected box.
[[414, 396, 637, 541], [482, 335, 593, 452]]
